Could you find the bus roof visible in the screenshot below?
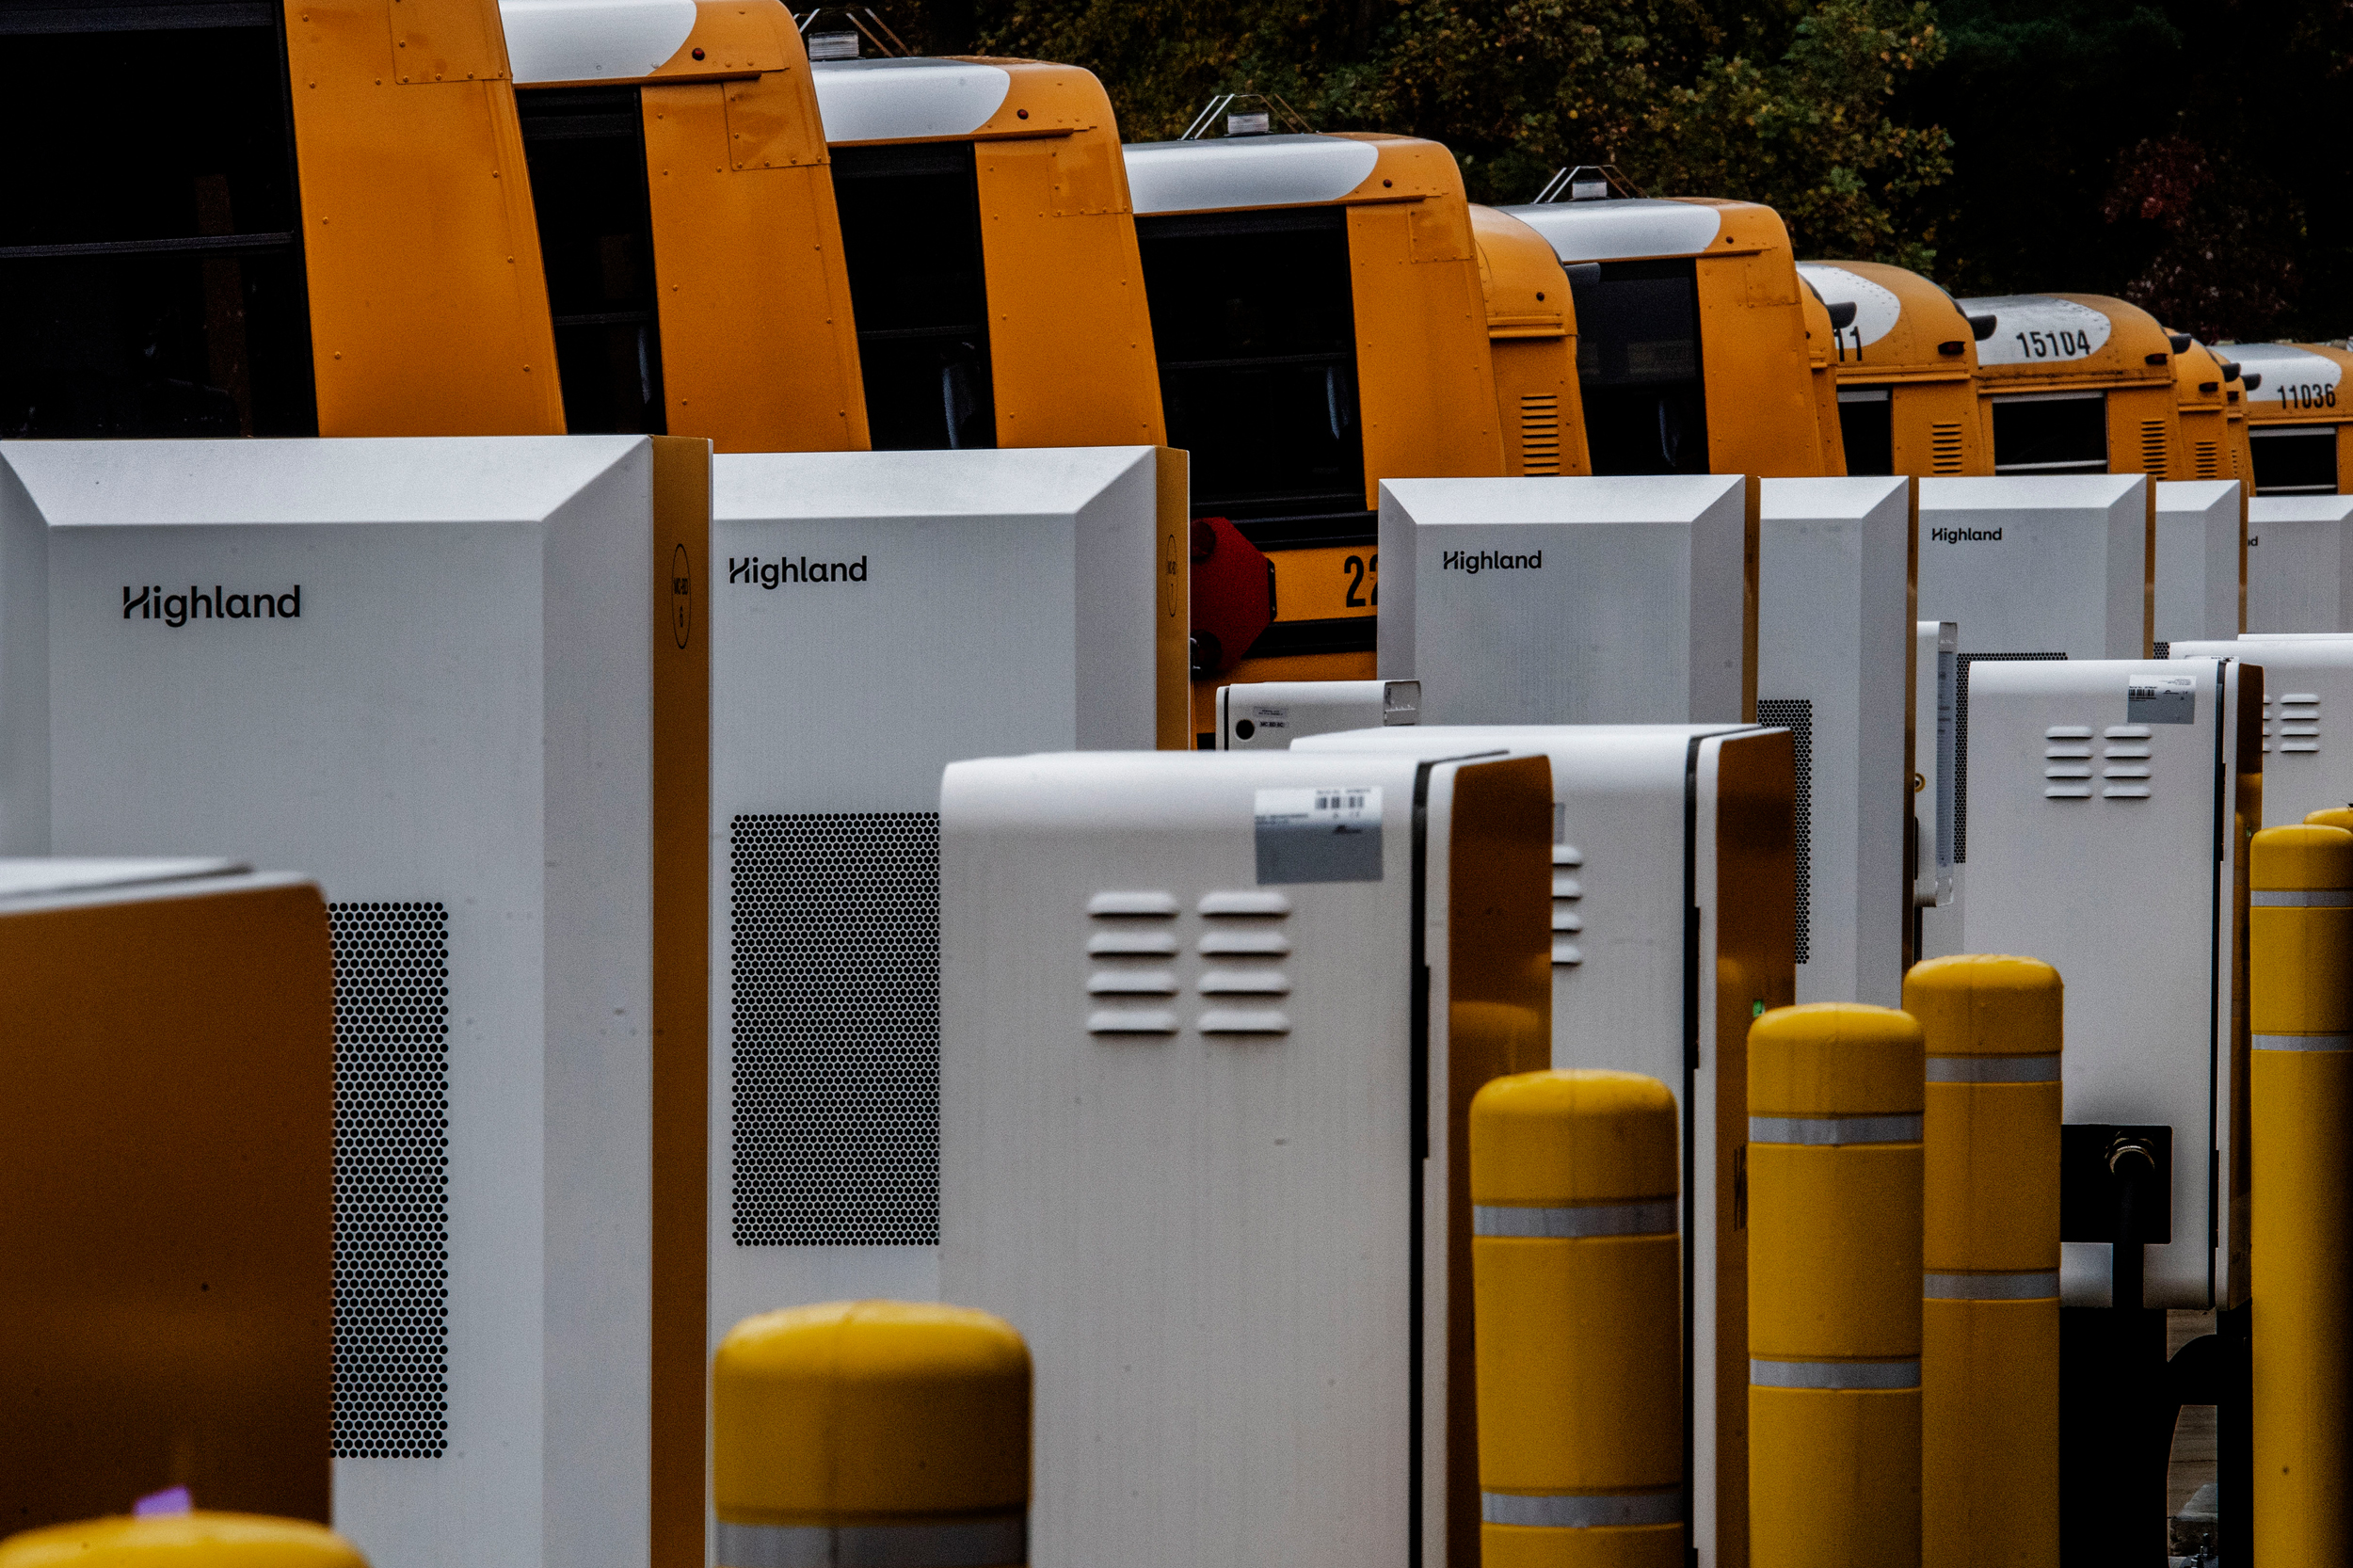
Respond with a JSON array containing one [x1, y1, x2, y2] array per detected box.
[[2232, 342, 2352, 426], [504, 0, 791, 85], [1495, 198, 1722, 262], [1956, 292, 2173, 387], [1123, 133, 1454, 216], [812, 56, 1020, 142], [1797, 260, 1980, 380], [1469, 205, 1574, 340]]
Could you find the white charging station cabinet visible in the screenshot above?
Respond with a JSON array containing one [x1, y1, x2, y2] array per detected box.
[[938, 747, 1553, 1568], [1916, 475, 2148, 661], [1957, 656, 2258, 1309], [1755, 476, 1912, 1004], [1377, 474, 1753, 724], [23, 436, 707, 1568], [709, 447, 1185, 1344], [1296, 721, 1793, 1568], [1914, 476, 2149, 960], [2175, 636, 2353, 821], [1217, 678, 1420, 748], [2246, 493, 2353, 632], [1914, 620, 1957, 913], [2153, 480, 2243, 647]]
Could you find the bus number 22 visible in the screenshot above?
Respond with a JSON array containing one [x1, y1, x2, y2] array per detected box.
[[1344, 552, 1378, 609]]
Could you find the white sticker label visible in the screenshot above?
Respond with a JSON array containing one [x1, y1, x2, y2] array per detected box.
[[1797, 264, 1903, 357], [1962, 295, 2113, 367], [2127, 673, 2197, 725], [1256, 786, 1382, 826], [1255, 785, 1385, 884]]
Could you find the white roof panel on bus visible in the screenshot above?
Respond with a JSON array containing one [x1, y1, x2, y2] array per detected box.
[[503, 0, 698, 84], [2231, 343, 2343, 398], [1124, 136, 1382, 216], [1495, 200, 1722, 264], [812, 58, 1014, 142], [1796, 263, 1903, 348], [1961, 295, 2113, 367]]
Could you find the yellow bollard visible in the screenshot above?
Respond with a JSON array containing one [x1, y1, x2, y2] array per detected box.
[[712, 1300, 1031, 1568], [0, 1514, 363, 1568], [1904, 955, 2061, 1568], [2249, 824, 2353, 1568], [1469, 1069, 1682, 1567], [1747, 1003, 1924, 1568]]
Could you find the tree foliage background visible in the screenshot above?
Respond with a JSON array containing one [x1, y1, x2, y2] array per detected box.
[[898, 0, 2353, 342]]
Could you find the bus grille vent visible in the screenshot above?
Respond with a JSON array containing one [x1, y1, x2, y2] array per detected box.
[[2194, 440, 2220, 479], [2142, 420, 2169, 474], [1929, 422, 1965, 473], [1520, 393, 1561, 475]]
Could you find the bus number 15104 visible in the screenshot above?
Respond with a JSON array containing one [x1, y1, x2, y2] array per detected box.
[[2015, 328, 2093, 360]]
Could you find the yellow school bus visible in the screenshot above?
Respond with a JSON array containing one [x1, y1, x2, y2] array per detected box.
[[3, 0, 579, 439], [1799, 278, 1851, 475], [2229, 342, 2353, 493], [2170, 337, 2253, 485], [1123, 122, 1508, 734], [1497, 178, 1838, 476], [1796, 261, 1993, 475], [2224, 357, 2253, 489], [808, 43, 1165, 450], [1469, 204, 1593, 477], [495, 0, 871, 448], [1952, 292, 2182, 477]]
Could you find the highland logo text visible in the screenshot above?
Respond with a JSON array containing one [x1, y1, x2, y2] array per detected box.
[[1441, 549, 1543, 573], [1930, 527, 2003, 543], [123, 584, 300, 627], [729, 555, 869, 587]]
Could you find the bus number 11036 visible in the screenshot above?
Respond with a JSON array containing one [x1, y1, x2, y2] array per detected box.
[[2278, 383, 2339, 410]]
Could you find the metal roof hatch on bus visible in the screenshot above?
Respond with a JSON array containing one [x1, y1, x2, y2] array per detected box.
[[1124, 135, 1382, 216], [503, 0, 698, 84], [1961, 295, 2112, 366], [1795, 264, 1902, 349], [813, 58, 1014, 142], [1497, 200, 1722, 263]]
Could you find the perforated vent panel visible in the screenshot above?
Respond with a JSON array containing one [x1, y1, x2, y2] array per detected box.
[[1955, 653, 2068, 862], [328, 901, 450, 1460], [730, 812, 940, 1245], [1756, 700, 1813, 964]]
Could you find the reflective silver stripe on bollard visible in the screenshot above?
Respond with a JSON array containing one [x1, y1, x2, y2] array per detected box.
[[1481, 1490, 1684, 1528], [1924, 1054, 2061, 1083], [1473, 1198, 1678, 1239], [1750, 1358, 1921, 1391], [2252, 1033, 2353, 1051], [1746, 1113, 1923, 1146], [714, 1514, 1027, 1568], [1924, 1271, 2060, 1300], [2250, 889, 2353, 907]]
